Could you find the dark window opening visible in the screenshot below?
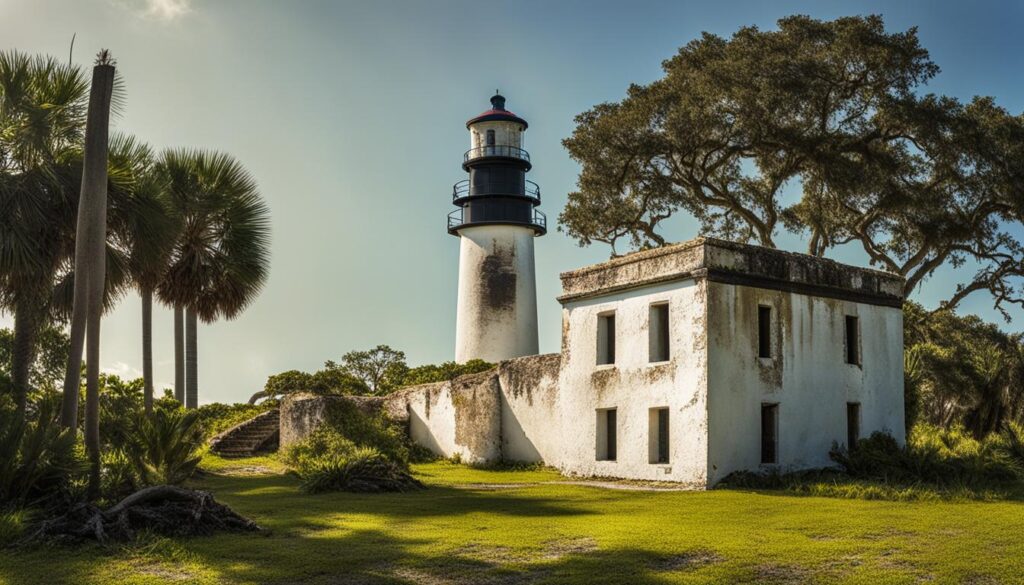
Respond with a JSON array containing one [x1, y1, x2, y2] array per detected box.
[[758, 306, 772, 358], [649, 303, 670, 362], [486, 129, 496, 146], [596, 408, 617, 461], [847, 402, 861, 450], [597, 313, 616, 365], [649, 408, 670, 464], [761, 403, 778, 464], [845, 316, 860, 365]]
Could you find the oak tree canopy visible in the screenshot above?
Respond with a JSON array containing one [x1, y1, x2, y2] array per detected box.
[[560, 15, 1024, 315]]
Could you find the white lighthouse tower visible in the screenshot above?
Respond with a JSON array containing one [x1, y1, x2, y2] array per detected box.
[[449, 93, 545, 363]]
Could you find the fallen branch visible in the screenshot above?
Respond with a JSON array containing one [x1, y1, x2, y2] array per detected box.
[[20, 486, 260, 545]]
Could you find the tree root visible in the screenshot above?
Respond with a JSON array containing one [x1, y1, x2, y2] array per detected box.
[[21, 485, 260, 545]]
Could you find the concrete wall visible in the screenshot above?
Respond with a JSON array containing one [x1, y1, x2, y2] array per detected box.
[[383, 372, 503, 464], [497, 354, 562, 463], [556, 279, 710, 487], [381, 354, 563, 465], [454, 224, 539, 363], [705, 282, 905, 484], [279, 393, 384, 448]]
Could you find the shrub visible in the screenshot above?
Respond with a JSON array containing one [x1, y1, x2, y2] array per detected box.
[[100, 449, 140, 502], [0, 394, 84, 506], [298, 447, 424, 494], [0, 509, 27, 547], [830, 424, 1023, 488], [320, 399, 410, 465], [125, 409, 204, 486], [282, 426, 358, 470]]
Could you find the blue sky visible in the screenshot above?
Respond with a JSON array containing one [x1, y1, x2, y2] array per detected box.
[[2, 0, 1023, 403]]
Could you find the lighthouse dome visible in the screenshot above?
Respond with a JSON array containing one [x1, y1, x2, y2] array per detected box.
[[466, 93, 529, 129]]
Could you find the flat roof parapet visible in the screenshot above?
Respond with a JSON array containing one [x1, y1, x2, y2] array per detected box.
[[558, 237, 905, 308]]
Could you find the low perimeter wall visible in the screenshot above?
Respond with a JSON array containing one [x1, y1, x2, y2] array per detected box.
[[279, 393, 384, 448], [383, 354, 562, 465], [279, 354, 562, 466]]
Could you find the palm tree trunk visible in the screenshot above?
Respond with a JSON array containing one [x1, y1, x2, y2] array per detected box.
[[141, 287, 154, 413], [11, 301, 41, 422], [60, 168, 96, 430], [79, 59, 115, 500], [174, 305, 185, 404], [185, 307, 198, 410]]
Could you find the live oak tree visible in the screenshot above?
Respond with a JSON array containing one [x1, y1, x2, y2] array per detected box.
[[331, 345, 409, 395], [561, 15, 1024, 315]]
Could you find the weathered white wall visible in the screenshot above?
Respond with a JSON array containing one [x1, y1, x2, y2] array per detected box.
[[468, 120, 524, 154], [455, 224, 538, 363], [555, 279, 710, 486], [498, 354, 562, 463], [384, 373, 502, 464], [705, 282, 905, 484]]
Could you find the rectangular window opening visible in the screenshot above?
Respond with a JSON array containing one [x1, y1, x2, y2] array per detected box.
[[758, 306, 772, 359], [597, 313, 616, 366], [761, 403, 778, 465], [648, 303, 670, 363], [847, 402, 861, 450], [648, 407, 670, 464], [845, 316, 860, 365], [596, 408, 617, 461]]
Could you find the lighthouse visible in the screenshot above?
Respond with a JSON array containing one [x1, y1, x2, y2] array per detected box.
[[449, 93, 545, 363]]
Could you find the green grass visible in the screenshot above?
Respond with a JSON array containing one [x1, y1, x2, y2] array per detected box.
[[2, 458, 1024, 584]]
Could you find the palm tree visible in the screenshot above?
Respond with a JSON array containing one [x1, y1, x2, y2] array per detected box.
[[61, 51, 115, 497], [0, 51, 88, 421], [104, 134, 178, 413], [157, 149, 270, 409]]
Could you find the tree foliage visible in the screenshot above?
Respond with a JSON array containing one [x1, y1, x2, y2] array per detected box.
[[0, 325, 70, 396], [256, 346, 496, 401], [905, 302, 1024, 437], [562, 15, 1024, 313], [331, 345, 409, 395]]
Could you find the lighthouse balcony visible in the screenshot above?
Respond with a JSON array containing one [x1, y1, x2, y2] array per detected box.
[[452, 179, 541, 204], [463, 145, 531, 168], [447, 206, 547, 236]]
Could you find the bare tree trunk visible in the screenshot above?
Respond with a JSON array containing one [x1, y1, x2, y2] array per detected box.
[[174, 305, 185, 404], [77, 59, 115, 500], [11, 302, 40, 422], [141, 287, 154, 414], [61, 173, 95, 430], [185, 307, 198, 410]]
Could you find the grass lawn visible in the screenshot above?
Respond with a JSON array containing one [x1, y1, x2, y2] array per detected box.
[[2, 456, 1024, 585]]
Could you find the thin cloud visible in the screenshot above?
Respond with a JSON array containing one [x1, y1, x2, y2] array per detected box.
[[112, 0, 193, 22]]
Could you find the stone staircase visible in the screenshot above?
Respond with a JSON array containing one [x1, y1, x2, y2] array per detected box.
[[209, 409, 280, 458]]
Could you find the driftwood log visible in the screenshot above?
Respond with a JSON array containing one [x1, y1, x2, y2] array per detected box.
[[23, 485, 260, 544]]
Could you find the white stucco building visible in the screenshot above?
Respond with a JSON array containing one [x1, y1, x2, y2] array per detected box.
[[384, 235, 906, 487], [375, 97, 906, 488]]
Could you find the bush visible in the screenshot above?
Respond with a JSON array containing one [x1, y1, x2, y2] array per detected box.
[[100, 449, 140, 502], [298, 447, 424, 494], [125, 409, 204, 486], [282, 426, 358, 470], [0, 509, 27, 547], [830, 424, 1023, 488], [0, 394, 84, 506], [321, 399, 410, 465]]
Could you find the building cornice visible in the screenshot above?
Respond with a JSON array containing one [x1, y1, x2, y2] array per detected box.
[[558, 238, 904, 308]]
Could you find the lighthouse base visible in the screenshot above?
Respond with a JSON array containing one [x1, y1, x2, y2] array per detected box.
[[454, 224, 539, 363]]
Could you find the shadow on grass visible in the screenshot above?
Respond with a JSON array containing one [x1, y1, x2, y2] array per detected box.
[[173, 526, 721, 585]]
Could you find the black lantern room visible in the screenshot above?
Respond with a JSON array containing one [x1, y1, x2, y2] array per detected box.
[[448, 93, 546, 235]]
